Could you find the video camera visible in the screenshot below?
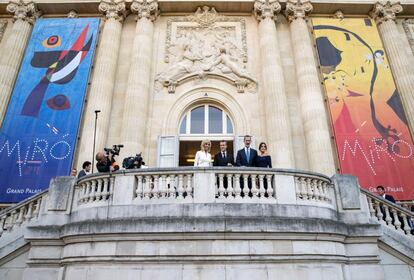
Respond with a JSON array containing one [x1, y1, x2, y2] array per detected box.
[[104, 144, 124, 156], [122, 153, 144, 169]]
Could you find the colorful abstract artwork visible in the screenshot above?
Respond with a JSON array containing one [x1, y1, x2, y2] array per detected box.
[[0, 18, 99, 203], [313, 18, 414, 200]]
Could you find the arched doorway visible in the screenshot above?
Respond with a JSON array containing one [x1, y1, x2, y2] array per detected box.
[[178, 104, 235, 166]]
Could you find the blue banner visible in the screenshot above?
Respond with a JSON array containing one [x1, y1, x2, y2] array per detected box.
[[0, 18, 99, 203]]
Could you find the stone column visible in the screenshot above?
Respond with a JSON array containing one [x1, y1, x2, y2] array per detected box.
[[77, 0, 125, 168], [371, 1, 414, 137], [120, 0, 159, 157], [254, 0, 295, 168], [0, 0, 38, 124], [285, 0, 336, 175]]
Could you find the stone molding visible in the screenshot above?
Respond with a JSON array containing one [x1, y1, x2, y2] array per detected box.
[[0, 20, 7, 43], [403, 19, 414, 55], [99, 0, 126, 21], [370, 1, 403, 24], [285, 0, 313, 22], [67, 10, 78, 18], [333, 10, 345, 19], [130, 0, 159, 21], [6, 0, 40, 24], [253, 0, 281, 21]]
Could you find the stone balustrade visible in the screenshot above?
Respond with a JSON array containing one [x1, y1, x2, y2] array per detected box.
[[0, 190, 45, 235], [363, 189, 414, 236], [73, 167, 335, 208]]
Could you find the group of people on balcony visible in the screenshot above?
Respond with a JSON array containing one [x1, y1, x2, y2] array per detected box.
[[194, 135, 272, 168]]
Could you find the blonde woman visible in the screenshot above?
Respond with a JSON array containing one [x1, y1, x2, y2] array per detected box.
[[194, 139, 212, 167]]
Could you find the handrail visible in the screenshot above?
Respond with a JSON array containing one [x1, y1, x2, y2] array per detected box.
[[0, 189, 48, 217]]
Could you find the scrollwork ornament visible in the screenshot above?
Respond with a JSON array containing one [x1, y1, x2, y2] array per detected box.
[[253, 0, 281, 21], [6, 0, 39, 24], [370, 1, 403, 24], [67, 10, 79, 18], [285, 0, 313, 22], [99, 0, 126, 21], [131, 0, 159, 21]]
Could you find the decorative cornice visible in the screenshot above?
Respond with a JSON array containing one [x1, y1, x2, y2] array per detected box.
[[253, 0, 281, 21], [6, 0, 40, 24], [67, 10, 78, 18], [99, 0, 126, 21], [131, 0, 159, 21], [285, 0, 313, 22], [370, 1, 402, 24], [333, 10, 344, 20]]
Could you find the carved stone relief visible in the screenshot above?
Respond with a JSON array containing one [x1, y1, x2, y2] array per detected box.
[[0, 20, 7, 43], [156, 6, 256, 94], [403, 19, 414, 55]]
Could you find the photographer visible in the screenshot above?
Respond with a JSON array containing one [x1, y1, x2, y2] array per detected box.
[[95, 152, 114, 173], [122, 153, 144, 170]]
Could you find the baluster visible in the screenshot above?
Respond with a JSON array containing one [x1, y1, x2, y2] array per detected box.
[[299, 177, 307, 200], [25, 202, 34, 221], [375, 201, 385, 224], [258, 175, 265, 199], [177, 174, 184, 199], [295, 177, 301, 199], [226, 174, 234, 199], [312, 179, 320, 201], [323, 182, 331, 202], [0, 216, 5, 235], [168, 175, 176, 199], [306, 178, 313, 200], [136, 175, 143, 199], [242, 174, 249, 198], [80, 182, 87, 204], [15, 208, 24, 226], [185, 174, 193, 199], [267, 174, 274, 199], [367, 197, 376, 218], [233, 174, 241, 199], [95, 179, 103, 201], [391, 209, 402, 232], [108, 177, 115, 199], [5, 214, 13, 231], [33, 198, 41, 218], [8, 211, 17, 230], [383, 205, 392, 226], [251, 174, 259, 198], [159, 175, 167, 198], [88, 180, 96, 202], [101, 178, 109, 200], [152, 175, 160, 198], [401, 214, 412, 234], [217, 174, 225, 199], [143, 175, 152, 200]]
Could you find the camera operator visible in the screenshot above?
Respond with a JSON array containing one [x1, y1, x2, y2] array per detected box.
[[95, 152, 114, 173]]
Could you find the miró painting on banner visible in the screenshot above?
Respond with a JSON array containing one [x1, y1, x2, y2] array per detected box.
[[0, 18, 99, 203], [313, 17, 414, 200]]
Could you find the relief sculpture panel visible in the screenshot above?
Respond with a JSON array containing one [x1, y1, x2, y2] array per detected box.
[[156, 6, 257, 94]]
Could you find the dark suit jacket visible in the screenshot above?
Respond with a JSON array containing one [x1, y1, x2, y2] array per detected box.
[[214, 151, 234, 166], [385, 194, 396, 204], [236, 147, 257, 167], [77, 170, 87, 179]]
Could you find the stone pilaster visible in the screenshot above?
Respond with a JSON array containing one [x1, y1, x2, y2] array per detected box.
[[120, 0, 159, 158], [285, 0, 336, 175], [0, 0, 38, 124], [77, 0, 126, 168], [254, 0, 295, 168], [371, 1, 414, 137]]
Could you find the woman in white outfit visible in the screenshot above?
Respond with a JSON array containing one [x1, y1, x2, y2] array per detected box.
[[194, 139, 212, 167]]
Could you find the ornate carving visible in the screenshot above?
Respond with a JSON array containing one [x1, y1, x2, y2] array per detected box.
[[0, 20, 7, 43], [333, 10, 344, 20], [253, 0, 281, 21], [6, 0, 40, 23], [157, 6, 255, 94], [131, 0, 159, 21], [99, 0, 126, 21], [285, 0, 313, 22], [403, 19, 414, 55], [370, 1, 402, 23], [67, 10, 79, 18]]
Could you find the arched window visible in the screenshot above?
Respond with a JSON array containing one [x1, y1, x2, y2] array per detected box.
[[179, 105, 233, 136]]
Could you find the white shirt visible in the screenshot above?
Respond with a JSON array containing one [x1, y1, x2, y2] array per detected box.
[[194, 151, 212, 167]]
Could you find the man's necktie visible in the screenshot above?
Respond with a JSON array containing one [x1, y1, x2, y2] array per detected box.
[[246, 148, 250, 162], [222, 152, 225, 158]]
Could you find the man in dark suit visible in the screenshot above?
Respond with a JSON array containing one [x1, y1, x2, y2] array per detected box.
[[376, 185, 396, 203], [214, 141, 234, 166], [236, 135, 257, 167]]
